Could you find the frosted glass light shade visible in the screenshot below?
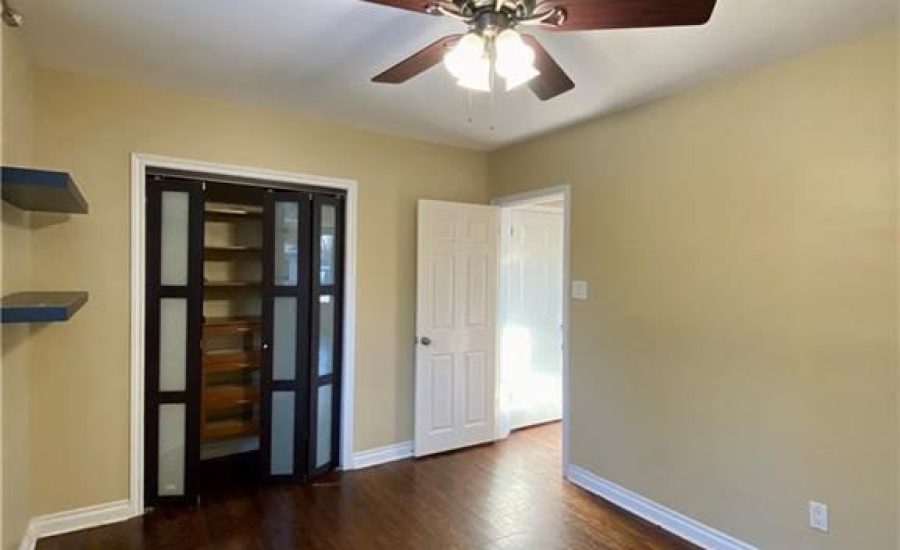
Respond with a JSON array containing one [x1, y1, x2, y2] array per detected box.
[[495, 29, 540, 90], [456, 56, 491, 92], [445, 33, 485, 78], [502, 65, 540, 91]]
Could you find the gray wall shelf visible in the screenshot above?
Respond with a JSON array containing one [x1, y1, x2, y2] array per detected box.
[[2, 166, 90, 324], [1, 166, 89, 214], [1, 292, 89, 324]]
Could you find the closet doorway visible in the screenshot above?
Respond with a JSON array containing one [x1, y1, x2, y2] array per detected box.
[[142, 165, 348, 507]]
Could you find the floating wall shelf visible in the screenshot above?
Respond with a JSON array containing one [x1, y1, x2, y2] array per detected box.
[[1, 166, 89, 214], [1, 292, 89, 324]]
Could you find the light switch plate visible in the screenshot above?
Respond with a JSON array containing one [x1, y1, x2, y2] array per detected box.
[[572, 280, 588, 300], [809, 501, 828, 532]]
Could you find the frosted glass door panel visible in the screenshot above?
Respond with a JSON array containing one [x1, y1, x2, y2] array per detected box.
[[319, 205, 336, 286], [317, 295, 334, 376], [274, 202, 299, 286], [315, 384, 333, 468], [273, 297, 297, 381], [160, 191, 189, 286], [159, 298, 187, 392], [270, 391, 295, 475], [158, 404, 186, 496]]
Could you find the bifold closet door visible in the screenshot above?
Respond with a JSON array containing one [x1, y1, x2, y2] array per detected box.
[[260, 191, 312, 481], [145, 177, 203, 506], [308, 195, 343, 476]]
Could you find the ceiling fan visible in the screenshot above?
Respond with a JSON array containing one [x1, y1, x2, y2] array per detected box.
[[365, 0, 718, 100]]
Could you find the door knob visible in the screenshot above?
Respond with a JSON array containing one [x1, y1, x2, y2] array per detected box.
[[420, 336, 432, 346]]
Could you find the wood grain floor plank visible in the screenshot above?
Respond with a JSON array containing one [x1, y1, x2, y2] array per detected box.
[[38, 424, 696, 549]]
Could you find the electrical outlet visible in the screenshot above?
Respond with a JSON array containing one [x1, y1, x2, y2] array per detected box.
[[809, 501, 829, 532]]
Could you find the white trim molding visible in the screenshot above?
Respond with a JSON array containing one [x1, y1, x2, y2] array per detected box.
[[130, 153, 359, 514], [351, 441, 414, 470], [566, 465, 757, 550], [19, 500, 133, 550]]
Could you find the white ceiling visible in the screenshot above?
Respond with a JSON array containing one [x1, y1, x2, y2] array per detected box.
[[17, 0, 896, 150]]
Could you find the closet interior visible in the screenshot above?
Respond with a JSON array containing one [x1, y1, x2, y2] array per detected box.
[[201, 183, 264, 463]]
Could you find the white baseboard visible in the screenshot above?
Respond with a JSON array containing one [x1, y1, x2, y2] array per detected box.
[[351, 440, 413, 470], [17, 527, 36, 550], [19, 499, 134, 550], [565, 464, 756, 550]]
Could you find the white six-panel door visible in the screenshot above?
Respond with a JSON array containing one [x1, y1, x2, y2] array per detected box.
[[415, 200, 499, 457]]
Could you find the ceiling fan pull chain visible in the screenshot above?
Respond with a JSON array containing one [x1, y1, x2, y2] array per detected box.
[[489, 67, 496, 132]]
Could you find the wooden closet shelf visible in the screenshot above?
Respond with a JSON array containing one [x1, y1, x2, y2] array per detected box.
[[203, 316, 261, 338], [204, 384, 260, 412], [205, 206, 263, 222], [204, 281, 261, 289], [204, 245, 262, 255], [204, 315, 261, 326], [202, 350, 261, 373], [201, 418, 259, 441]]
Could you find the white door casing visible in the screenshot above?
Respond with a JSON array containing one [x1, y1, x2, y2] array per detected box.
[[415, 200, 499, 457]]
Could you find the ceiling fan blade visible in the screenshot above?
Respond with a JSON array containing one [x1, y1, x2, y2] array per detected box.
[[359, 0, 432, 14], [372, 34, 462, 84], [522, 35, 574, 101], [550, 0, 717, 31]]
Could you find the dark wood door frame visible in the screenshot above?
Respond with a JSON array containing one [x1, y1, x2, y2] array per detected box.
[[309, 194, 345, 477], [144, 175, 204, 507], [260, 190, 313, 482]]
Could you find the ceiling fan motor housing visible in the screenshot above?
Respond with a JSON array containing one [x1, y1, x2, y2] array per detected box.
[[473, 11, 514, 36], [455, 0, 535, 15], [429, 0, 559, 28]]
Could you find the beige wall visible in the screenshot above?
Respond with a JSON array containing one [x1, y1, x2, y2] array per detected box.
[[27, 69, 488, 515], [1, 25, 34, 550], [490, 28, 898, 549]]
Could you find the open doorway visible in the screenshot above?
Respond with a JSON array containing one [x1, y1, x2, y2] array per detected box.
[[494, 187, 569, 460]]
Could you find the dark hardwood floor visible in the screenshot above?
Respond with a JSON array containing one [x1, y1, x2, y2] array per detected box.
[[39, 424, 696, 549]]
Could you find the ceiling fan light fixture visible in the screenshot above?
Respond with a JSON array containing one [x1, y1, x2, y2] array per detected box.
[[444, 32, 486, 81], [368, 0, 719, 101], [502, 64, 540, 91], [456, 56, 491, 92], [494, 29, 539, 90]]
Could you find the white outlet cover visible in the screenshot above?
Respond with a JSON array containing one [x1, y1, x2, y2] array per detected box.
[[572, 280, 588, 300], [809, 501, 829, 532]]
